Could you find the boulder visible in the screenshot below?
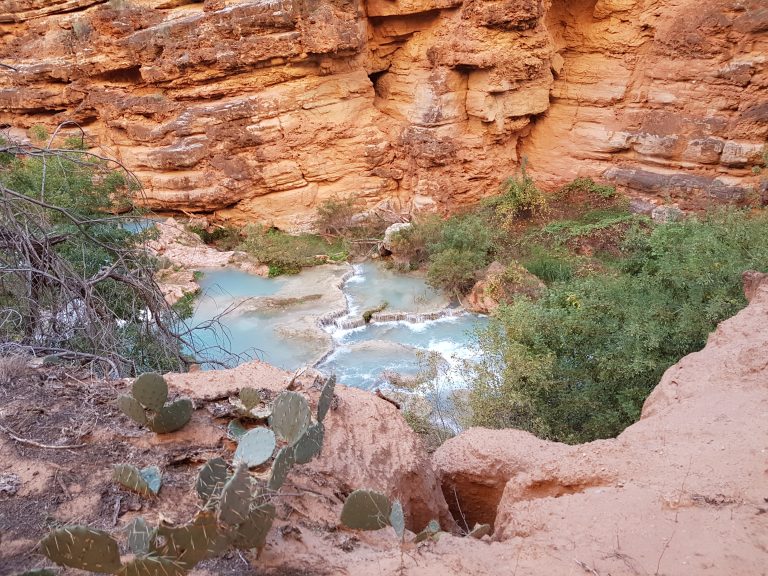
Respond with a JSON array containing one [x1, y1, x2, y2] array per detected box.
[[464, 261, 545, 314], [381, 222, 413, 254]]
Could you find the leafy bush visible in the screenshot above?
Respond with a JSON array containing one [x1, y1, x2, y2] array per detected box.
[[315, 195, 359, 237], [187, 224, 241, 250], [521, 246, 576, 284], [388, 215, 444, 269], [468, 209, 768, 443], [425, 214, 492, 295], [560, 177, 616, 199], [482, 165, 547, 228], [239, 225, 347, 276], [0, 131, 194, 375]]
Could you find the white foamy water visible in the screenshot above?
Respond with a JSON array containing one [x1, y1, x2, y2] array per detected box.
[[189, 261, 487, 391]]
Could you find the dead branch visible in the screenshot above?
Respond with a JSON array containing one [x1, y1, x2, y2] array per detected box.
[[0, 423, 87, 449]]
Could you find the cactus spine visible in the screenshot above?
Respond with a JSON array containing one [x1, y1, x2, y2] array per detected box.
[[40, 526, 122, 573], [269, 391, 310, 444]]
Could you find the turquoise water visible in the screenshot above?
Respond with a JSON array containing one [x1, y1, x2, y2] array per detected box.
[[344, 262, 448, 314], [188, 268, 334, 370], [188, 262, 486, 390], [196, 268, 286, 298]]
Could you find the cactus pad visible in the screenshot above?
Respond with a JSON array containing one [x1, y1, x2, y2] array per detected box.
[[231, 503, 275, 552], [414, 519, 441, 543], [340, 490, 392, 531], [267, 445, 295, 492], [317, 375, 336, 423], [118, 394, 147, 426], [233, 427, 275, 468], [293, 422, 324, 464], [239, 387, 261, 410], [117, 555, 186, 576], [113, 464, 162, 497], [467, 523, 491, 539], [389, 500, 405, 540], [132, 373, 168, 411], [40, 526, 122, 573], [269, 391, 311, 445], [227, 419, 247, 441], [126, 517, 154, 555], [218, 463, 252, 526], [152, 510, 226, 569], [196, 457, 229, 503], [147, 398, 192, 433]]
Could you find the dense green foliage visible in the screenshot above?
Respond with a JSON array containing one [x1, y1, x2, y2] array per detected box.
[[468, 209, 768, 442], [239, 225, 348, 276], [426, 214, 493, 294], [480, 166, 548, 228], [0, 130, 191, 375]]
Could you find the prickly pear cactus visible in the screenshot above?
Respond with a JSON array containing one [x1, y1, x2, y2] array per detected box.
[[239, 387, 261, 410], [147, 398, 192, 434], [117, 555, 185, 576], [389, 500, 405, 540], [218, 463, 252, 526], [340, 490, 392, 531], [233, 427, 275, 468], [195, 457, 229, 503], [267, 445, 295, 492], [126, 517, 154, 555], [117, 395, 147, 426], [317, 375, 336, 423], [269, 391, 311, 445], [414, 519, 441, 543], [132, 373, 168, 411], [113, 464, 162, 497], [119, 373, 192, 434], [40, 526, 122, 573], [152, 510, 227, 570], [231, 503, 276, 552], [467, 523, 491, 539], [293, 422, 324, 464], [227, 419, 247, 441]]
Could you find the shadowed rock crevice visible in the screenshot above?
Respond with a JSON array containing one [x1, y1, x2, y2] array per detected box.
[[441, 473, 506, 532]]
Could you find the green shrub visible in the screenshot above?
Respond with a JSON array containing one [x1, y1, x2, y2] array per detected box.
[[482, 164, 547, 228], [315, 195, 359, 237], [388, 215, 444, 269], [187, 224, 241, 250], [468, 209, 768, 443], [239, 225, 347, 276], [426, 214, 492, 295], [522, 247, 575, 284], [560, 177, 616, 199], [172, 289, 200, 320], [0, 133, 193, 375]]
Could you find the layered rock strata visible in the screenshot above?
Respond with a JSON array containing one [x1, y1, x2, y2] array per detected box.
[[0, 0, 765, 229]]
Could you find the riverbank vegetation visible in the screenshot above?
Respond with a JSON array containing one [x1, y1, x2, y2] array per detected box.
[[393, 171, 768, 443], [187, 196, 390, 277], [0, 127, 229, 376]]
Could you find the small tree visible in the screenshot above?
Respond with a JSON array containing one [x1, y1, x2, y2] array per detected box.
[[0, 124, 198, 375]]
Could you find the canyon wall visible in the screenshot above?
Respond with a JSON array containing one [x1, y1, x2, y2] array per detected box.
[[0, 0, 765, 230]]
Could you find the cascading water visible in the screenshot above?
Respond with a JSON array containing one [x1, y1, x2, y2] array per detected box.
[[189, 261, 487, 391]]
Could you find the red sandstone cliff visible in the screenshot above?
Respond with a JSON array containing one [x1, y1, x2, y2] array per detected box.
[[0, 0, 765, 229]]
